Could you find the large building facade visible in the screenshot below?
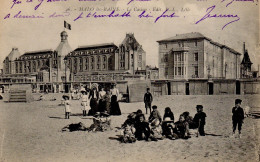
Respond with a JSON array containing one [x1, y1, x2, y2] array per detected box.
[[157, 32, 241, 80], [1, 31, 146, 92]]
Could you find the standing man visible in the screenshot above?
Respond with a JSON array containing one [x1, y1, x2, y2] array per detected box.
[[144, 88, 153, 114], [231, 99, 244, 138]]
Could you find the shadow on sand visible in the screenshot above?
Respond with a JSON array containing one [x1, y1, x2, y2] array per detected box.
[[49, 116, 64, 119]]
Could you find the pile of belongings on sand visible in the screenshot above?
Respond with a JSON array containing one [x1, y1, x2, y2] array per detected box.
[[62, 111, 112, 132]]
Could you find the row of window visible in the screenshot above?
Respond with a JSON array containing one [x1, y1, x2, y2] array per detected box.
[[164, 66, 198, 76], [162, 52, 198, 63], [164, 41, 198, 49]]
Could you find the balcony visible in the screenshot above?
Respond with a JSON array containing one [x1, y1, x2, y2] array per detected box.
[[171, 47, 189, 52]]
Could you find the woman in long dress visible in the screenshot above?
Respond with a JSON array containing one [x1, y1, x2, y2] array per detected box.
[[98, 87, 106, 112], [110, 84, 121, 115], [88, 87, 99, 116]]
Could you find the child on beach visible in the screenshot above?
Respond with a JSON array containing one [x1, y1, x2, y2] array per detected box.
[[63, 95, 71, 119], [193, 105, 207, 136], [182, 111, 195, 129], [163, 107, 174, 122], [134, 114, 151, 141], [144, 88, 153, 114], [173, 115, 191, 139], [81, 91, 90, 116], [148, 105, 162, 123], [162, 117, 176, 140], [231, 99, 244, 138], [121, 123, 136, 143], [150, 118, 164, 141], [103, 90, 111, 114]]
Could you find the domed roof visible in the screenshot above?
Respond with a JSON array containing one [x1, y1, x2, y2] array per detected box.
[[6, 48, 21, 61], [61, 31, 68, 36], [56, 31, 72, 56]]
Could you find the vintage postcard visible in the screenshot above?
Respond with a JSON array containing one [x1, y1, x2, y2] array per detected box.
[[0, 0, 259, 162]]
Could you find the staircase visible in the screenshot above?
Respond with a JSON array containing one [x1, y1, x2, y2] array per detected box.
[[9, 90, 27, 102]]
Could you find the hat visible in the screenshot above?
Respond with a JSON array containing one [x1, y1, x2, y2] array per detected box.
[[94, 112, 101, 117], [235, 99, 242, 104], [147, 87, 150, 90], [196, 105, 203, 109], [163, 117, 173, 123], [62, 95, 70, 100], [101, 111, 110, 117], [152, 105, 157, 109]]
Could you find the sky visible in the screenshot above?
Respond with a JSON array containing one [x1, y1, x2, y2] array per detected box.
[[0, 0, 259, 69]]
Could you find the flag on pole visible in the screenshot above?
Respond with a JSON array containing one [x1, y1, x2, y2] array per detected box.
[[64, 21, 71, 30]]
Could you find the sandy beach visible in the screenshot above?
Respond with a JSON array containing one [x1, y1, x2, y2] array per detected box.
[[0, 94, 259, 162]]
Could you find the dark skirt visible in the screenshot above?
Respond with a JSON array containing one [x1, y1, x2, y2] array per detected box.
[[110, 95, 121, 115], [89, 98, 98, 116], [98, 99, 106, 112]]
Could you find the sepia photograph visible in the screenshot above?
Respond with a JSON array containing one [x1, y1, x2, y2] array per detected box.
[[0, 0, 259, 161]]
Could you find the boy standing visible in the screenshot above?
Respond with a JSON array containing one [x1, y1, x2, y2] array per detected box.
[[193, 105, 207, 136], [144, 88, 153, 114], [231, 99, 244, 138]]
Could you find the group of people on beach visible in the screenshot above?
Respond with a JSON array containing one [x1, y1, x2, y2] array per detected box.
[[62, 86, 246, 141], [120, 103, 207, 143], [62, 84, 121, 119]]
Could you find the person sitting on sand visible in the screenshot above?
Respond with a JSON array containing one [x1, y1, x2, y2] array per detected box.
[[122, 112, 137, 128], [134, 114, 151, 141], [89, 112, 112, 132], [162, 117, 176, 140], [173, 115, 191, 139], [134, 109, 144, 123], [120, 123, 136, 143], [163, 107, 174, 122], [182, 111, 195, 129], [149, 118, 164, 141], [148, 105, 162, 123]]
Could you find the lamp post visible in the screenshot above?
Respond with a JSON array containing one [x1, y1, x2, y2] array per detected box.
[[64, 57, 68, 93]]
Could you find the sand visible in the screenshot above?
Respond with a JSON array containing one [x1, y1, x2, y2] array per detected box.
[[0, 94, 259, 162]]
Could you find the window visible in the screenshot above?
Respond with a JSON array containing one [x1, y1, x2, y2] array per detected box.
[[19, 62, 22, 73], [79, 58, 83, 71], [97, 56, 100, 70], [178, 67, 181, 75], [139, 55, 142, 60], [85, 58, 89, 70], [194, 66, 198, 76], [165, 44, 167, 49], [164, 54, 168, 62], [165, 68, 168, 76], [195, 41, 198, 47], [33, 61, 36, 72], [194, 53, 198, 61], [15, 62, 18, 73]]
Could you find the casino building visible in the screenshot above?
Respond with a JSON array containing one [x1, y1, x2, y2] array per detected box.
[[0, 31, 146, 93]]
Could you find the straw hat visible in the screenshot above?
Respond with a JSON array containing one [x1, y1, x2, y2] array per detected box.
[[163, 117, 173, 123]]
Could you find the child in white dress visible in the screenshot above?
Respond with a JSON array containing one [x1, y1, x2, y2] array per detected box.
[[63, 95, 71, 119], [81, 91, 90, 116]]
